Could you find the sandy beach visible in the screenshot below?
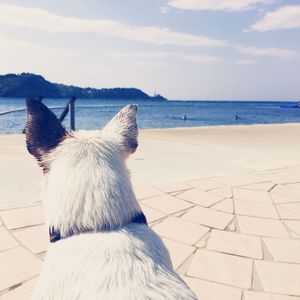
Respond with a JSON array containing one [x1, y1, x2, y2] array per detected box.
[[1, 123, 300, 208], [1, 123, 300, 299], [2, 0, 300, 298]]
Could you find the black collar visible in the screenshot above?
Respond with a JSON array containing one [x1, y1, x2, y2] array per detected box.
[[49, 212, 148, 243]]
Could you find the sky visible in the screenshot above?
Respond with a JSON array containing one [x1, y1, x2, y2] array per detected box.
[[0, 1, 299, 100]]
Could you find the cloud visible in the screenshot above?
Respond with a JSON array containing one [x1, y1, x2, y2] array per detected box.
[[167, 0, 274, 12], [0, 35, 71, 59], [0, 4, 296, 67], [160, 6, 171, 14], [250, 5, 300, 31], [111, 51, 223, 64], [0, 35, 78, 78], [237, 46, 297, 59], [0, 4, 226, 47], [235, 59, 257, 65]]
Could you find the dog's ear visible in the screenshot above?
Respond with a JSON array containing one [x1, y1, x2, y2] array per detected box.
[[25, 98, 66, 162], [102, 104, 138, 155]]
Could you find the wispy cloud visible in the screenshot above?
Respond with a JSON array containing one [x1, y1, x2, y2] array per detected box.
[[237, 46, 297, 59], [0, 35, 71, 59], [250, 5, 300, 31], [0, 4, 297, 67], [111, 51, 223, 64], [0, 4, 226, 47], [0, 35, 77, 77], [160, 6, 171, 14], [235, 58, 257, 65], [167, 0, 274, 12]]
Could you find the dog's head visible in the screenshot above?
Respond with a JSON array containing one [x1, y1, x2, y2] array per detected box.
[[25, 99, 138, 173], [25, 99, 140, 233]]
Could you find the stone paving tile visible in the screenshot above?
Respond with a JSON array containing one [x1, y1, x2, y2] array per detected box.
[[272, 185, 300, 202], [195, 236, 208, 248], [1, 205, 44, 230], [273, 171, 300, 185], [185, 178, 224, 191], [140, 204, 166, 223], [208, 229, 263, 259], [0, 247, 42, 292], [277, 203, 300, 219], [0, 226, 18, 252], [172, 211, 186, 217], [244, 291, 271, 300], [283, 221, 300, 236], [228, 222, 236, 231], [283, 200, 300, 212], [182, 206, 234, 230], [263, 238, 300, 263], [209, 186, 233, 199], [1, 278, 37, 300], [255, 260, 300, 296], [132, 183, 162, 200], [235, 200, 279, 219], [239, 182, 276, 192], [152, 216, 210, 245], [290, 233, 300, 239], [162, 238, 195, 269], [290, 232, 300, 239], [0, 202, 42, 212], [211, 198, 234, 213], [142, 194, 193, 215], [272, 295, 300, 300], [214, 174, 262, 187], [37, 252, 47, 261], [187, 249, 253, 289], [183, 276, 242, 300], [284, 183, 300, 191], [272, 193, 299, 204], [153, 181, 191, 193], [261, 171, 300, 185], [233, 188, 272, 203], [276, 206, 300, 220], [244, 291, 300, 300], [261, 172, 300, 184], [238, 216, 289, 238], [271, 193, 300, 205], [178, 189, 224, 207], [13, 225, 49, 254]]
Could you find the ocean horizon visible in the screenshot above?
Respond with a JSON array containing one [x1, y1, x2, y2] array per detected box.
[[0, 98, 300, 134]]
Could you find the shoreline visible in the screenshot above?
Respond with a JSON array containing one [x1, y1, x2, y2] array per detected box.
[[1, 121, 300, 135], [141, 122, 300, 131]]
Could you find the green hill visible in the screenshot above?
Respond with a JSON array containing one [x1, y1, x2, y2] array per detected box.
[[0, 73, 167, 101]]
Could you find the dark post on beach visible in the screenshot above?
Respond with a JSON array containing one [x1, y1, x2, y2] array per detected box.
[[59, 96, 76, 130], [69, 96, 76, 130]]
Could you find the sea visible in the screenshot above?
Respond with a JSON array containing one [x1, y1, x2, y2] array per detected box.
[[1, 98, 300, 134]]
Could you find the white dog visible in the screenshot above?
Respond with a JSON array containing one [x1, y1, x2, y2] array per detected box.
[[25, 100, 197, 300]]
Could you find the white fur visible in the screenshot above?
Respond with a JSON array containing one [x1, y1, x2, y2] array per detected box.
[[32, 105, 197, 300]]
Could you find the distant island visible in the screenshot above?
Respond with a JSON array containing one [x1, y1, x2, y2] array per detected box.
[[0, 73, 167, 101]]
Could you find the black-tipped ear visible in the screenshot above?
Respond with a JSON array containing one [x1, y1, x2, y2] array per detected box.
[[25, 98, 66, 163]]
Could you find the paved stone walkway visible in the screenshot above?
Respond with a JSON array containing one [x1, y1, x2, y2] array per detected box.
[[1, 166, 300, 299]]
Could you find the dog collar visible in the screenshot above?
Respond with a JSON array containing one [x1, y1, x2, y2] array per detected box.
[[49, 212, 148, 243]]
